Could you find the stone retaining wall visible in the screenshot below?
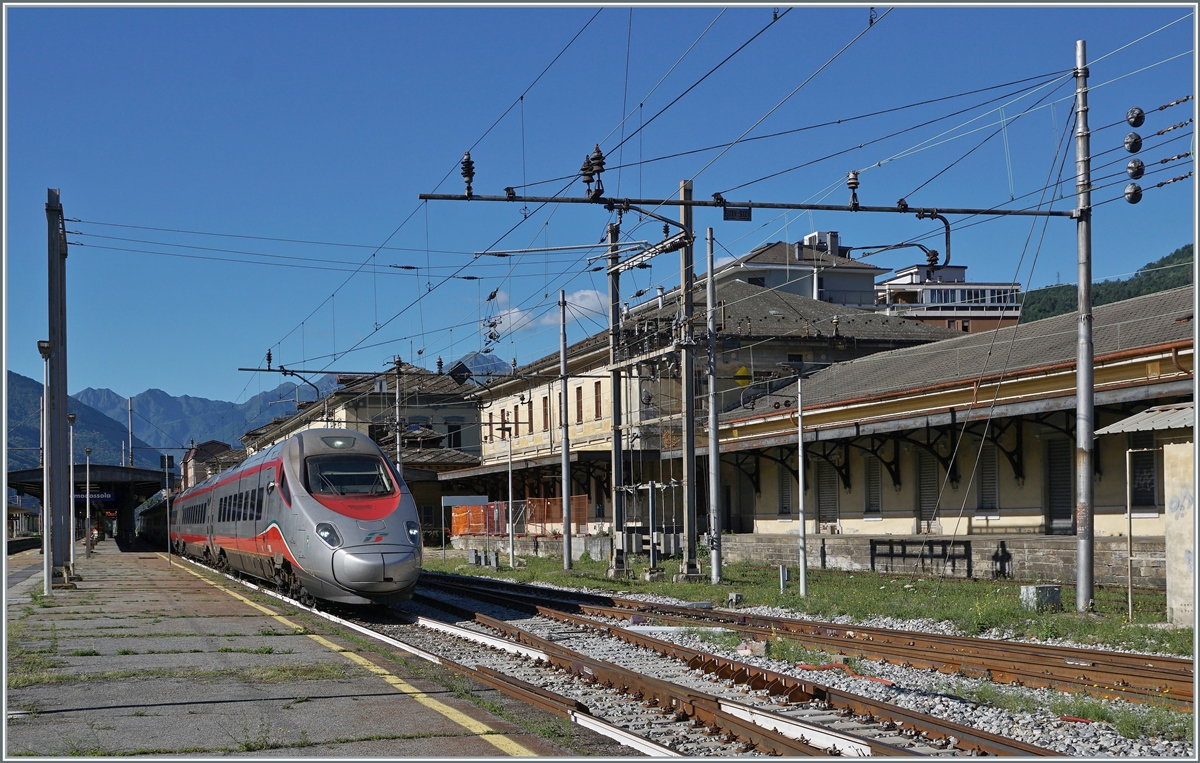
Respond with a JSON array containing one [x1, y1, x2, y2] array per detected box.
[[449, 533, 1165, 589]]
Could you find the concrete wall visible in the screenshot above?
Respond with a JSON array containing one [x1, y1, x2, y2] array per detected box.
[[717, 533, 1167, 589], [1164, 441, 1194, 624]]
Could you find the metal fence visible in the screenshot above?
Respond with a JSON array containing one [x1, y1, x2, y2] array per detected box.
[[450, 496, 588, 537]]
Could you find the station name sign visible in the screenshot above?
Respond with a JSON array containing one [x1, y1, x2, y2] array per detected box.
[[723, 205, 752, 222], [74, 491, 114, 502]]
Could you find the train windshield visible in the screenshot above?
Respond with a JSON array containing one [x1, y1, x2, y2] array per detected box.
[[304, 455, 395, 497]]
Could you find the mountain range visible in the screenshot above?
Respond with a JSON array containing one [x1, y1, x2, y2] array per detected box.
[[6, 370, 164, 472], [71, 374, 341, 455]]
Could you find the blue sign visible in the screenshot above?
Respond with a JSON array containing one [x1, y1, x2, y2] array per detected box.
[[75, 491, 114, 502]]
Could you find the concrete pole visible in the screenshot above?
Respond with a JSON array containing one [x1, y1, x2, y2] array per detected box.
[[85, 449, 92, 558], [1074, 39, 1095, 613], [560, 290, 572, 569], [706, 228, 721, 583], [128, 397, 134, 469], [680, 180, 698, 576], [797, 373, 808, 597], [608, 222, 624, 571], [649, 480, 658, 569], [46, 188, 70, 582], [395, 359, 403, 469]]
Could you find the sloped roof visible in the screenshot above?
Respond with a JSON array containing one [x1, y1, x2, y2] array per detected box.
[[1096, 402, 1194, 434], [336, 361, 473, 398], [734, 241, 888, 272], [725, 285, 1193, 418]]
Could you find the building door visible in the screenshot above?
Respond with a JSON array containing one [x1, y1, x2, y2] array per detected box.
[[917, 450, 938, 530], [1046, 439, 1074, 534]]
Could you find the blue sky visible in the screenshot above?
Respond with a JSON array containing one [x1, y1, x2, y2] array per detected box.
[[4, 5, 1195, 406]]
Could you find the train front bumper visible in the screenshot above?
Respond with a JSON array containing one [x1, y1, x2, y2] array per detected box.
[[331, 545, 421, 594]]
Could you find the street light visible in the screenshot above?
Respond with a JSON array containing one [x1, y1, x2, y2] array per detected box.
[[37, 339, 52, 596], [85, 448, 92, 558], [499, 425, 515, 569], [67, 413, 76, 573]]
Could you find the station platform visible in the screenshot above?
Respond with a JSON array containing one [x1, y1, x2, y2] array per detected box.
[[5, 540, 579, 757]]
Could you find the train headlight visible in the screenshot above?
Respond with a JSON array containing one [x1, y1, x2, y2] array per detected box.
[[321, 436, 356, 449], [315, 522, 343, 548], [406, 521, 420, 544]]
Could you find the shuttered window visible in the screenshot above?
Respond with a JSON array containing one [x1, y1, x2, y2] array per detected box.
[[542, 396, 549, 431], [864, 456, 881, 515], [778, 467, 792, 516], [1131, 431, 1157, 507], [978, 441, 999, 513], [817, 461, 839, 522], [918, 451, 938, 523]]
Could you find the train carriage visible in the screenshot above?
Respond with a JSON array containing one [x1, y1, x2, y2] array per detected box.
[[149, 428, 422, 605]]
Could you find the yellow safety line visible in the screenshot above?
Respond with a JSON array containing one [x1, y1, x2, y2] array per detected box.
[[163, 555, 535, 756]]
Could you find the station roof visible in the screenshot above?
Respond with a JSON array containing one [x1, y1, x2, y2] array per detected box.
[[1096, 402, 1194, 435], [7, 464, 167, 502]]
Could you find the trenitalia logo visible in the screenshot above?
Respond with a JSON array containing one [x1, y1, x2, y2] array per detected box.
[[364, 532, 389, 543]]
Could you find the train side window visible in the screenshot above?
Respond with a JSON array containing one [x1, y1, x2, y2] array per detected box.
[[219, 497, 224, 522], [256, 487, 264, 519]]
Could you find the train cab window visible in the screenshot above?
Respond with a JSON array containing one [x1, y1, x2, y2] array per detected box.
[[278, 468, 291, 505], [305, 455, 395, 497]]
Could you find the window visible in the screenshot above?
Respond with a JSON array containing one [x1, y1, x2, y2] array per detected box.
[[978, 441, 998, 515], [1131, 431, 1158, 508], [500, 410, 507, 439], [864, 455, 881, 516], [528, 400, 534, 435], [575, 386, 583, 424], [594, 381, 602, 420], [960, 320, 970, 332], [488, 412, 494, 442], [304, 455, 395, 496], [787, 353, 804, 363], [256, 487, 264, 520], [778, 466, 792, 516], [816, 461, 839, 522], [542, 396, 549, 431], [748, 276, 766, 287], [446, 423, 462, 449]]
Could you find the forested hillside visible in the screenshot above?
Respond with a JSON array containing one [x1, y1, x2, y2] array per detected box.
[[1020, 244, 1193, 323]]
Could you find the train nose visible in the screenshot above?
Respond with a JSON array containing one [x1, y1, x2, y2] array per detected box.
[[331, 546, 421, 593]]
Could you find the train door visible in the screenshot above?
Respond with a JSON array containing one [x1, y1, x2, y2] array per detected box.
[[250, 466, 269, 579]]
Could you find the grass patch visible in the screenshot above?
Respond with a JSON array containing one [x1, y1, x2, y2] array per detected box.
[[66, 649, 100, 657], [420, 557, 1193, 655], [7, 662, 364, 689], [216, 646, 276, 654], [115, 649, 139, 656]]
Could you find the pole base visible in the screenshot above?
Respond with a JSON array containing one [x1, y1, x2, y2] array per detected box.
[[672, 573, 706, 584], [641, 568, 666, 582]]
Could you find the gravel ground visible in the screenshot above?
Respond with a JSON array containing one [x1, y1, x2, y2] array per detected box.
[[445, 573, 1196, 756]]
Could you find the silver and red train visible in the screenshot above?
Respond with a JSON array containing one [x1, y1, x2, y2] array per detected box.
[[137, 428, 422, 605]]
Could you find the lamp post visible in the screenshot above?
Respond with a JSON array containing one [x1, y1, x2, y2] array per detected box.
[[67, 413, 76, 573], [38, 339, 52, 595], [500, 425, 515, 569], [85, 448, 92, 558]]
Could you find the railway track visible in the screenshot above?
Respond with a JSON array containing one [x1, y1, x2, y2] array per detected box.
[[186, 556, 1055, 755], [422, 571, 1195, 710]]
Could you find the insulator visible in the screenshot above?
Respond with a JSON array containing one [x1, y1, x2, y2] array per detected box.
[[1126, 158, 1145, 180], [1124, 183, 1143, 204], [663, 223, 670, 238], [590, 144, 606, 174], [580, 155, 594, 185], [461, 152, 475, 183], [1126, 107, 1145, 128], [1124, 132, 1142, 153], [846, 170, 860, 190], [265, 349, 272, 370]]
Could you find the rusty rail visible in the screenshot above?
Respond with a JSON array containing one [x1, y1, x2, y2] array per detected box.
[[422, 572, 1193, 710]]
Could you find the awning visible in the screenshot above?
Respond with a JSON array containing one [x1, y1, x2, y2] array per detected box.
[[1096, 402, 1194, 435], [436, 449, 659, 481]]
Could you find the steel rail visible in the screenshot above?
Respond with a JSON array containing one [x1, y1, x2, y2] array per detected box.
[[413, 592, 902, 756], [174, 556, 682, 756], [418, 580, 1053, 756], [423, 573, 1193, 709]]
